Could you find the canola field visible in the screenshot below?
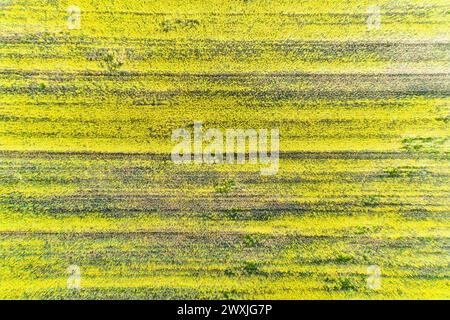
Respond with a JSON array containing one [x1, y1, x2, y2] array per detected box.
[[0, 0, 449, 299]]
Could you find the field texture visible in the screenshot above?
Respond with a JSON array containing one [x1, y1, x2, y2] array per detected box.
[[0, 0, 449, 299]]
